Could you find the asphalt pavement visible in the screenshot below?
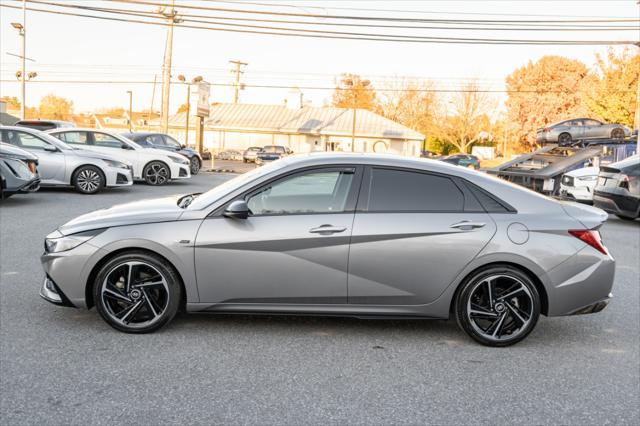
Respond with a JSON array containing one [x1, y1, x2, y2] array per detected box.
[[1, 173, 638, 425]]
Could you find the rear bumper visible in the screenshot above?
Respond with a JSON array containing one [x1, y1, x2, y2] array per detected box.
[[593, 192, 639, 218], [568, 295, 611, 315], [560, 183, 593, 202]]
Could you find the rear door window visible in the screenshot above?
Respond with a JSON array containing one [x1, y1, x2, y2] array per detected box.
[[57, 131, 89, 146], [93, 132, 123, 148], [366, 168, 464, 212]]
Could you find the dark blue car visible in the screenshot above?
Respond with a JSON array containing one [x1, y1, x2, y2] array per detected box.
[[122, 132, 203, 174]]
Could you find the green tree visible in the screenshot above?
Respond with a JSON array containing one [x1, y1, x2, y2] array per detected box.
[[332, 74, 377, 110], [581, 48, 639, 128], [505, 56, 590, 144], [38, 94, 74, 120]]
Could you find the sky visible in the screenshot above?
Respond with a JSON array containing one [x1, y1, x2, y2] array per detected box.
[[0, 0, 638, 115]]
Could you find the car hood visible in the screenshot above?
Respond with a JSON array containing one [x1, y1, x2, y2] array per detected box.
[[59, 195, 184, 235], [565, 166, 599, 178]]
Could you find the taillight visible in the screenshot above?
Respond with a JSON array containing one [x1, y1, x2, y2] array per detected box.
[[618, 175, 629, 189], [569, 230, 608, 255], [543, 127, 551, 132]]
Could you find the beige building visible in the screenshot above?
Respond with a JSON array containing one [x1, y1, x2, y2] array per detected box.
[[161, 101, 425, 157]]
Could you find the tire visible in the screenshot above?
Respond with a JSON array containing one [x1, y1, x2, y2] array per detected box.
[[558, 133, 572, 145], [189, 157, 201, 175], [611, 128, 625, 140], [93, 251, 182, 334], [455, 265, 541, 347], [143, 161, 170, 185], [72, 165, 104, 194]]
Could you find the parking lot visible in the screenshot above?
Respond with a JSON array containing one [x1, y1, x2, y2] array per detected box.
[[1, 173, 638, 425]]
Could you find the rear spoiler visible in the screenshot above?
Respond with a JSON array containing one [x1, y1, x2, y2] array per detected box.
[[560, 201, 608, 229]]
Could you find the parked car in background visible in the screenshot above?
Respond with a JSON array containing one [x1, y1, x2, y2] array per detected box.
[[39, 153, 615, 346], [559, 166, 599, 203], [14, 120, 75, 131], [420, 150, 439, 159], [1, 126, 133, 194], [216, 150, 243, 161], [0, 142, 40, 199], [593, 155, 640, 220], [48, 129, 191, 186], [536, 118, 629, 145], [122, 132, 203, 175], [255, 145, 292, 166], [439, 154, 480, 170], [243, 146, 262, 163]]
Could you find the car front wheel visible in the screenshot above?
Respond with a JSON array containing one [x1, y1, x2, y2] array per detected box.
[[143, 161, 170, 185], [455, 265, 541, 347], [93, 251, 182, 333], [611, 128, 625, 140], [72, 165, 104, 194], [190, 157, 201, 175]]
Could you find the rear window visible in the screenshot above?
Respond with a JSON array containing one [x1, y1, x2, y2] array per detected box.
[[15, 121, 57, 131], [262, 146, 285, 153], [367, 168, 464, 212]]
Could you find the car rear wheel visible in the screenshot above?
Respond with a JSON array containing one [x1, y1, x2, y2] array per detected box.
[[455, 265, 541, 347], [143, 161, 170, 185], [558, 133, 572, 145], [611, 128, 625, 140], [190, 157, 201, 175], [72, 165, 104, 194], [94, 251, 182, 333]]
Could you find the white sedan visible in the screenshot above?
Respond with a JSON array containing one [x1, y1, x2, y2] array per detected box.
[[48, 129, 191, 185], [559, 166, 599, 202]]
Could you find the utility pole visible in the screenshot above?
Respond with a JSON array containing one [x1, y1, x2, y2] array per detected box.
[[160, 0, 179, 133], [127, 91, 133, 132], [344, 78, 370, 152], [229, 60, 247, 104], [177, 75, 202, 146]]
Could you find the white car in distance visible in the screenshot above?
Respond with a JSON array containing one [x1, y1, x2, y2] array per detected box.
[[48, 129, 191, 185], [560, 166, 599, 202]]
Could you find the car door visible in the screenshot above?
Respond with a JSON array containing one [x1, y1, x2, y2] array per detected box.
[[0, 129, 66, 183], [568, 120, 585, 139], [194, 166, 362, 304], [582, 119, 602, 138], [347, 167, 497, 305], [89, 132, 141, 175]]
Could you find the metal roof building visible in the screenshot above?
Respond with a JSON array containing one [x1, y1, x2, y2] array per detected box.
[[164, 102, 425, 157]]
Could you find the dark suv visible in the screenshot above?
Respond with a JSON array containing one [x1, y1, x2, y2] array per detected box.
[[122, 132, 203, 174], [593, 155, 640, 220]]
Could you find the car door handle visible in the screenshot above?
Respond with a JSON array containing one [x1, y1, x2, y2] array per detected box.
[[450, 221, 486, 230], [309, 225, 347, 235]]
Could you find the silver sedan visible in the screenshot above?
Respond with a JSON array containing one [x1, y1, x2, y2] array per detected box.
[[536, 118, 630, 145], [0, 126, 133, 194], [39, 153, 615, 346]]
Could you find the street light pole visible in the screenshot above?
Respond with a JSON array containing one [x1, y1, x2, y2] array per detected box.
[[178, 75, 203, 146], [127, 91, 133, 132], [10, 1, 27, 119]]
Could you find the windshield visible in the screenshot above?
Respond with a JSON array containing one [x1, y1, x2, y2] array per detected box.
[[188, 160, 288, 210]]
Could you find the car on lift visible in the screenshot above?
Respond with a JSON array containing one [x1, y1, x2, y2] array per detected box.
[[0, 142, 40, 199], [122, 132, 203, 175], [536, 118, 629, 145]]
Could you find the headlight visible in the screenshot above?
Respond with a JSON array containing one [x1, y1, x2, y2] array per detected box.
[[102, 159, 130, 169], [44, 229, 103, 253], [168, 155, 189, 165]]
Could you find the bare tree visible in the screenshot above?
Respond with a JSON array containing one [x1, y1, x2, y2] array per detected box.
[[434, 81, 496, 153]]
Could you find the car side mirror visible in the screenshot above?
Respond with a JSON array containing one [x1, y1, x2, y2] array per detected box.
[[180, 144, 186, 149], [223, 200, 250, 219], [43, 145, 58, 152], [121, 143, 131, 150]]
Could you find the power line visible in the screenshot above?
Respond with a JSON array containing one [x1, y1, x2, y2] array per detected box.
[[210, 0, 633, 20], [110, 0, 640, 24], [23, 0, 638, 31], [1, 2, 635, 45], [0, 79, 635, 94]]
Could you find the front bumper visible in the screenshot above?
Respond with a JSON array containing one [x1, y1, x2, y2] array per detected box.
[[559, 183, 593, 202], [105, 166, 134, 187], [40, 275, 75, 307], [169, 163, 191, 179]]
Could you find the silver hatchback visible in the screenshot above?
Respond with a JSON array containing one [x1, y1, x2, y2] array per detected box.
[[40, 154, 615, 346]]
